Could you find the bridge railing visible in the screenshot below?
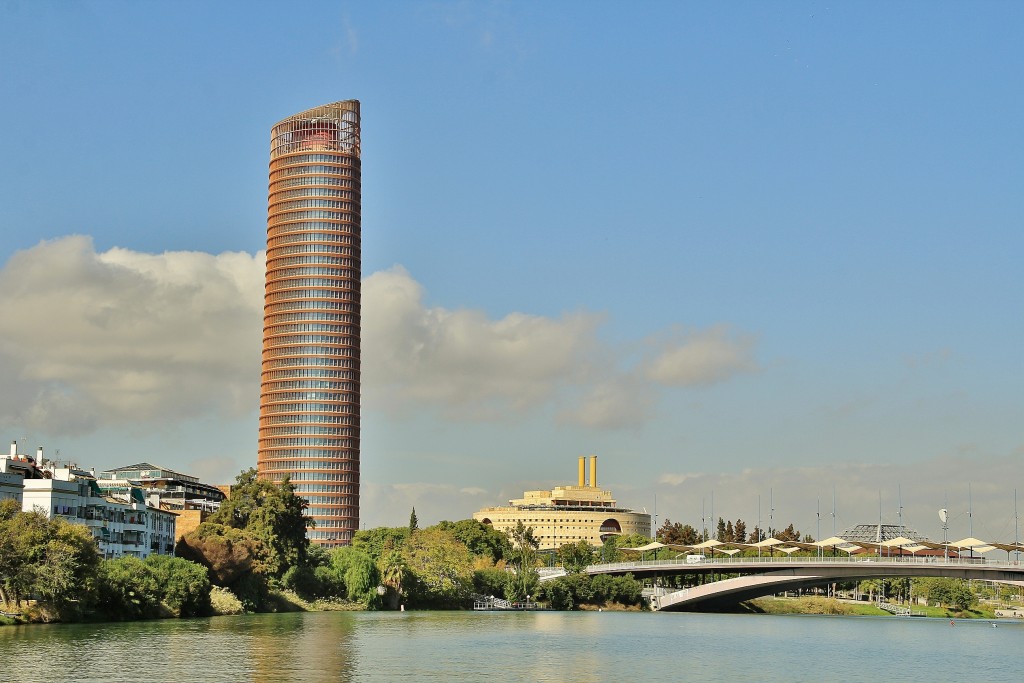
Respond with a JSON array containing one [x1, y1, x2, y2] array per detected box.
[[589, 554, 1017, 573]]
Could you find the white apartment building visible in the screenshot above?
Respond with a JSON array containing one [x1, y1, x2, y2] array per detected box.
[[6, 442, 177, 559]]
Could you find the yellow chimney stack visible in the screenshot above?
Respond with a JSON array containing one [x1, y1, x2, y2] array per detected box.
[[578, 456, 586, 487], [589, 455, 597, 488]]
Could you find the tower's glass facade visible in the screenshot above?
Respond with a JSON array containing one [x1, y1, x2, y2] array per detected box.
[[259, 101, 360, 546]]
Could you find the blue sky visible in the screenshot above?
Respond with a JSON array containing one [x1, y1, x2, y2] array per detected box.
[[1, 1, 1021, 540]]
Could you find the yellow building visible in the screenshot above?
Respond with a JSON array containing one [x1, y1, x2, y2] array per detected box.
[[473, 456, 650, 550]]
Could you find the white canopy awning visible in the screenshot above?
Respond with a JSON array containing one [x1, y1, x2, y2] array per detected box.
[[814, 536, 851, 547], [949, 537, 994, 550], [880, 536, 920, 548], [621, 542, 666, 552]]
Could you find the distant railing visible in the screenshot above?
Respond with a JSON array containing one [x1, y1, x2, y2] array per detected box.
[[878, 601, 911, 616], [590, 555, 1017, 573], [472, 594, 539, 611]]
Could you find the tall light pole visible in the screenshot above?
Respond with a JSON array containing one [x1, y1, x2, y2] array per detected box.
[[832, 485, 837, 538], [939, 505, 949, 564], [969, 483, 974, 560], [701, 498, 706, 543], [1015, 489, 1020, 565], [653, 492, 657, 541], [817, 497, 821, 560], [757, 494, 761, 558]]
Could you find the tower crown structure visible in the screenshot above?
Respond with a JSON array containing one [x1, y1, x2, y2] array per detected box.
[[258, 101, 361, 546]]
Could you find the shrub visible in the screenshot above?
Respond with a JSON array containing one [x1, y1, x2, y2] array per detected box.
[[145, 555, 212, 617], [97, 557, 161, 620], [282, 565, 321, 600], [473, 567, 509, 599], [209, 587, 244, 615]]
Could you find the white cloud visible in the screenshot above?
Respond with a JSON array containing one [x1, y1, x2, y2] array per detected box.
[[557, 376, 657, 430], [0, 236, 263, 434], [649, 450, 1024, 543], [0, 239, 759, 439], [659, 472, 704, 487], [362, 265, 603, 420], [362, 267, 758, 429], [644, 325, 758, 387]]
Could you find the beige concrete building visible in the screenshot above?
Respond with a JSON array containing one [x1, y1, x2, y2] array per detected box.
[[473, 456, 651, 550]]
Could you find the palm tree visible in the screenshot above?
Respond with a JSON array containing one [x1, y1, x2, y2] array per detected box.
[[380, 551, 407, 610]]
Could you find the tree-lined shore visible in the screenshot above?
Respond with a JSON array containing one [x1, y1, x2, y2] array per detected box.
[[5, 471, 1014, 626], [1, 470, 646, 625]]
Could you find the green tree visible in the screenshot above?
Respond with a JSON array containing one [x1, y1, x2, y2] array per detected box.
[[281, 564, 320, 599], [209, 469, 312, 579], [351, 526, 409, 562], [34, 519, 101, 616], [409, 507, 419, 534], [434, 520, 511, 563], [0, 505, 50, 607], [0, 500, 18, 607], [590, 573, 644, 606], [472, 567, 509, 600], [656, 520, 700, 546], [917, 577, 978, 611], [328, 546, 380, 608], [557, 540, 596, 574], [145, 554, 212, 617], [0, 506, 100, 615], [600, 533, 652, 562], [536, 573, 645, 611], [733, 519, 747, 544], [402, 528, 474, 607], [656, 519, 685, 544], [505, 521, 540, 602], [98, 556, 161, 620], [379, 550, 409, 609], [313, 563, 346, 598]]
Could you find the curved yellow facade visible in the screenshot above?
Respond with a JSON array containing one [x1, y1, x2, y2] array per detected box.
[[258, 101, 361, 546], [473, 457, 651, 550]]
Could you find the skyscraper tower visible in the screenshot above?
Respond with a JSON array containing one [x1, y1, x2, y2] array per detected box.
[[259, 101, 361, 546]]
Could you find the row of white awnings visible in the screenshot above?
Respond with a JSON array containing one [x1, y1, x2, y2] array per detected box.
[[624, 536, 1024, 556]]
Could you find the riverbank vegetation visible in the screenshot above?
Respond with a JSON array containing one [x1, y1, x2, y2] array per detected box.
[[745, 597, 889, 616], [2, 470, 638, 624], [8, 474, 1017, 624]]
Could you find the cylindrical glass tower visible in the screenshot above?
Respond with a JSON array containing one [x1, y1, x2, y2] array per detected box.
[[259, 101, 361, 546]]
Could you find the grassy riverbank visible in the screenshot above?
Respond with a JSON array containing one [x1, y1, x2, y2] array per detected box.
[[743, 597, 888, 616], [0, 588, 367, 626], [741, 596, 1001, 619]]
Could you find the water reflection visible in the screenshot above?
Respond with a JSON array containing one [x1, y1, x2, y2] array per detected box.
[[244, 611, 356, 682], [2, 611, 1023, 682], [0, 612, 356, 683]]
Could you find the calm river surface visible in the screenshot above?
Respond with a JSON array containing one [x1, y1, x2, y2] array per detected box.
[[1, 610, 1019, 682]]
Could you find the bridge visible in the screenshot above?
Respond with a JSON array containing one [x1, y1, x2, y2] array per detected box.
[[540, 555, 1024, 611]]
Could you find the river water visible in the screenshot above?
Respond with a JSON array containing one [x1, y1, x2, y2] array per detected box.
[[1, 610, 1019, 682]]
